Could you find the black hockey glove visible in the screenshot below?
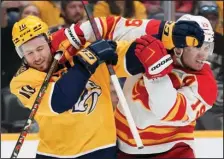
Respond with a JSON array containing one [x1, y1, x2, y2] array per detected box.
[[74, 40, 118, 75], [161, 20, 205, 50]]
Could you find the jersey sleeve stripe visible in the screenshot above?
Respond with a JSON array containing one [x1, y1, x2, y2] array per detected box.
[[145, 19, 161, 35], [74, 23, 86, 45], [98, 17, 107, 38], [105, 16, 116, 39], [108, 16, 121, 39]]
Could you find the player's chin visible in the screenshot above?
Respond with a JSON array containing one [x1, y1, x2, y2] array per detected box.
[[191, 63, 204, 71], [73, 15, 83, 23], [39, 63, 49, 72]]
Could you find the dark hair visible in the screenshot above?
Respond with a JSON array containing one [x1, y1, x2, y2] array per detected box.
[[106, 0, 135, 18], [61, 0, 72, 11]]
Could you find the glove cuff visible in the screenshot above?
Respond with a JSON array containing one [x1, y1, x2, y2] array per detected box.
[[146, 54, 173, 79], [74, 48, 99, 75]]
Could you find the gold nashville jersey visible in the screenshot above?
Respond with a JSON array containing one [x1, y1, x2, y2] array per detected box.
[[10, 41, 132, 158]]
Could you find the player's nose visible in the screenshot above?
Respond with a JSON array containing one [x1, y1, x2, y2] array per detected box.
[[33, 51, 42, 62]]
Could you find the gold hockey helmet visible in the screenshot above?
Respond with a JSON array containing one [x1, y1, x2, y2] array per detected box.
[[12, 15, 49, 58]]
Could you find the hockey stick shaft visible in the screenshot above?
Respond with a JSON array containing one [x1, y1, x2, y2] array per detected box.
[[10, 53, 61, 158], [81, 1, 143, 149]]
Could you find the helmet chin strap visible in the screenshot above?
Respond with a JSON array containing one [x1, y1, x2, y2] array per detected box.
[[174, 48, 185, 67]]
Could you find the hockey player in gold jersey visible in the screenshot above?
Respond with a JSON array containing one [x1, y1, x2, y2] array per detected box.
[[10, 15, 123, 158], [10, 15, 205, 158]]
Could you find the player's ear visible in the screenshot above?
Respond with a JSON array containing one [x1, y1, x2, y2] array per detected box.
[[174, 48, 183, 56]]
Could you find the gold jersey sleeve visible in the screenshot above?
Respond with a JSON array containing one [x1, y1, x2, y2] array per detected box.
[[10, 66, 61, 116], [113, 40, 135, 77]]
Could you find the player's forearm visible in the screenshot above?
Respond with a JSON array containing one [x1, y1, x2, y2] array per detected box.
[[143, 74, 215, 125], [51, 64, 91, 113], [70, 16, 164, 43], [63, 15, 204, 61], [69, 17, 104, 44], [143, 75, 189, 125], [143, 75, 178, 120]]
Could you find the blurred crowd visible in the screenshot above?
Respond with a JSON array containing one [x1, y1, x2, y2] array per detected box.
[[1, 0, 223, 133]]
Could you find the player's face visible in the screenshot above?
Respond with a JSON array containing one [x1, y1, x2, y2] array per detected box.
[[64, 1, 84, 24], [182, 43, 211, 71], [21, 36, 53, 72], [21, 5, 40, 19]]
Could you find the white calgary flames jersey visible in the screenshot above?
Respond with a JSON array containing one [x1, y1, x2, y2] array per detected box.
[[115, 64, 217, 154]]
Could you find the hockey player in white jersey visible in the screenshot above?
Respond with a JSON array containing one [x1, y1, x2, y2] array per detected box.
[[115, 14, 217, 158]]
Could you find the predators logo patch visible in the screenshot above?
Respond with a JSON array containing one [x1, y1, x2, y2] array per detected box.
[[19, 85, 36, 99], [71, 80, 102, 114], [15, 63, 28, 77]]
